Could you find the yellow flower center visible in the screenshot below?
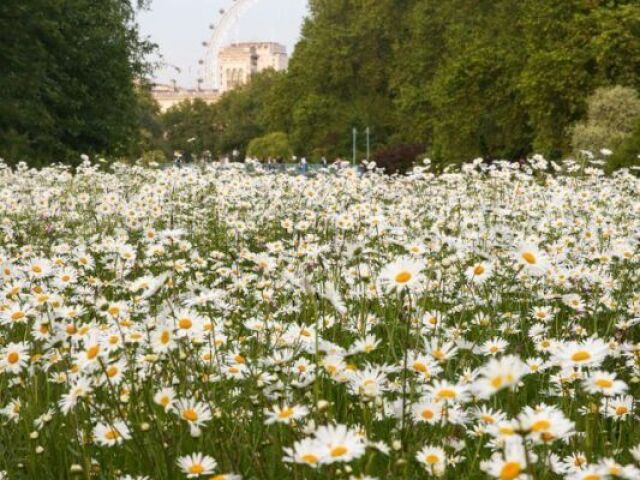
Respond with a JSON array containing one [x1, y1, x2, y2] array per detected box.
[[160, 331, 171, 344], [179, 318, 192, 329], [436, 388, 456, 400], [7, 352, 19, 364], [595, 378, 613, 388], [330, 445, 348, 458], [413, 362, 427, 373], [11, 311, 25, 321], [531, 419, 551, 432], [500, 462, 522, 480], [105, 429, 120, 441], [86, 345, 100, 360], [571, 351, 591, 362], [615, 406, 628, 416], [301, 454, 319, 464], [522, 252, 537, 264], [278, 407, 295, 419], [421, 409, 434, 420], [432, 350, 445, 360], [473, 265, 485, 275], [182, 409, 198, 422], [425, 454, 440, 465], [107, 366, 119, 377], [394, 271, 412, 284], [490, 376, 503, 389], [32, 265, 43, 274], [189, 464, 205, 474]]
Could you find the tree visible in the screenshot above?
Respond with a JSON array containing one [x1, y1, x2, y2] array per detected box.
[[571, 86, 640, 154], [214, 70, 284, 157], [281, 0, 640, 162], [135, 84, 169, 159], [247, 132, 292, 160], [0, 0, 153, 166], [163, 99, 220, 159]]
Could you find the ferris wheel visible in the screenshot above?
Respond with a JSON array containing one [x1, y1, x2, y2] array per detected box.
[[201, 0, 264, 89]]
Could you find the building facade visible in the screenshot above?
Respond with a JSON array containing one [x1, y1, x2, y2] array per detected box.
[[151, 81, 219, 112], [150, 42, 288, 110], [218, 42, 288, 93]]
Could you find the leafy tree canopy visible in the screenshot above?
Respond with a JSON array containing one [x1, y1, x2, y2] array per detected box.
[[0, 0, 154, 166]]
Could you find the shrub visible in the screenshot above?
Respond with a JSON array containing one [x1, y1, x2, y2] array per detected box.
[[607, 119, 640, 172], [571, 86, 640, 157], [247, 132, 292, 160], [372, 143, 425, 175], [140, 149, 167, 166]]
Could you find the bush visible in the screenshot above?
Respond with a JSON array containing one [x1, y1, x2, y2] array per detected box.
[[372, 143, 425, 175], [247, 132, 292, 160], [139, 149, 167, 167], [607, 119, 640, 172], [571, 86, 640, 156]]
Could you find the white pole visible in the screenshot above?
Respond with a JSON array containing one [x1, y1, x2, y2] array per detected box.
[[352, 128, 357, 166], [366, 127, 370, 160]]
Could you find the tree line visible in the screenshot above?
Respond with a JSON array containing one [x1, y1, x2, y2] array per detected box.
[[162, 0, 640, 168], [2, 1, 640, 167]]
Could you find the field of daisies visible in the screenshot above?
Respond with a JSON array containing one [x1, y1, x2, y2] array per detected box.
[[1, 157, 640, 480]]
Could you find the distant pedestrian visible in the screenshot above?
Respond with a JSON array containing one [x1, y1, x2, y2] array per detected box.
[[174, 151, 183, 169]]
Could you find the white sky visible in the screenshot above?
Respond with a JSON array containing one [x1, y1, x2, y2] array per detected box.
[[137, 0, 308, 87]]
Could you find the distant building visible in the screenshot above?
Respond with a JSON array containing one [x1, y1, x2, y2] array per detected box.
[[151, 81, 219, 112], [218, 42, 288, 93], [150, 42, 288, 109]]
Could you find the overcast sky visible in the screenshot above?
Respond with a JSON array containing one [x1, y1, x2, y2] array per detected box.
[[137, 0, 308, 87]]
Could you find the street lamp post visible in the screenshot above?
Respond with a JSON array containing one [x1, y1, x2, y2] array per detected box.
[[352, 128, 357, 166], [366, 127, 370, 160]]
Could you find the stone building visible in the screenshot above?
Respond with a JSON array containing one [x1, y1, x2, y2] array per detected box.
[[150, 42, 288, 110], [151, 81, 219, 112], [218, 42, 288, 93]]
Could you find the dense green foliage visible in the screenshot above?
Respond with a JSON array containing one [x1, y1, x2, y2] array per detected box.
[[0, 0, 153, 166], [247, 132, 293, 160], [280, 0, 640, 163], [163, 0, 640, 166], [4, 0, 640, 167], [162, 71, 285, 159]]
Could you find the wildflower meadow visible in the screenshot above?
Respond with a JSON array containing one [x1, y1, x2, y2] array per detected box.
[[1, 157, 640, 480]]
